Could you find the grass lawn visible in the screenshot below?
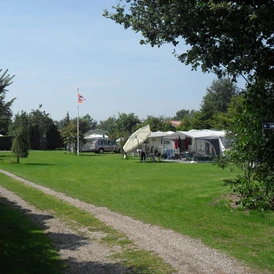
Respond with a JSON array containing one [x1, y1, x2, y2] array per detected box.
[[0, 188, 65, 274], [0, 150, 273, 273]]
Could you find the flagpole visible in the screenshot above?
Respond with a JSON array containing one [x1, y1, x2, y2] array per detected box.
[[77, 88, 80, 156]]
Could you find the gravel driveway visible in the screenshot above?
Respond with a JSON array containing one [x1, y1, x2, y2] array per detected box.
[[0, 169, 260, 274]]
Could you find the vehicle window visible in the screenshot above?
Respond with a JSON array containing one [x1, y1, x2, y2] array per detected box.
[[98, 140, 103, 145]]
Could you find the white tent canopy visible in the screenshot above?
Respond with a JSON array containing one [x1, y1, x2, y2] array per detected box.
[[165, 130, 225, 140], [161, 129, 228, 160]]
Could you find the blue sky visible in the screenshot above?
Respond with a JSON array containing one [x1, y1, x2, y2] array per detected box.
[[1, 0, 244, 123]]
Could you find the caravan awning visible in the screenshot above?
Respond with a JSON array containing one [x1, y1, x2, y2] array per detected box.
[[163, 130, 226, 140], [149, 131, 174, 138]]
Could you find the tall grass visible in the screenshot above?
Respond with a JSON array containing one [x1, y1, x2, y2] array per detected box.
[[0, 151, 273, 272]]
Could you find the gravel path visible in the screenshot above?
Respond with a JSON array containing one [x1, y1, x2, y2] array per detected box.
[[0, 169, 259, 274]]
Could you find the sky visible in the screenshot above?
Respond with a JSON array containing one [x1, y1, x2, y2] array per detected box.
[[1, 0, 244, 123]]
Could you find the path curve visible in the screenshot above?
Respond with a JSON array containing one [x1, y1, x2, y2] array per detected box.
[[0, 169, 257, 274]]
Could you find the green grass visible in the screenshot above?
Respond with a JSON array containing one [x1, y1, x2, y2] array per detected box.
[[0, 173, 175, 274], [0, 190, 65, 274], [0, 150, 274, 273]]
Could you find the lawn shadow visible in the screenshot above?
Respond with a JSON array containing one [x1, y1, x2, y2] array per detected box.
[[64, 259, 147, 274], [136, 160, 179, 164], [80, 153, 120, 157], [0, 196, 63, 273], [222, 178, 237, 186], [24, 163, 56, 166]]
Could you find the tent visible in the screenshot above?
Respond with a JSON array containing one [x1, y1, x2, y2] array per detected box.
[[147, 131, 174, 154], [162, 130, 228, 161]]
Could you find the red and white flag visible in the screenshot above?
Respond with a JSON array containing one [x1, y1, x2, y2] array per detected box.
[[77, 89, 86, 104]]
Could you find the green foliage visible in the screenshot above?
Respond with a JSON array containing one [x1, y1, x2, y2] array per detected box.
[[198, 78, 239, 129], [60, 120, 78, 153], [223, 82, 274, 209], [29, 105, 54, 150], [0, 69, 15, 135], [11, 126, 30, 164], [113, 112, 141, 140], [103, 1, 274, 209], [46, 123, 63, 150], [141, 115, 175, 132], [227, 176, 273, 210], [104, 1, 274, 82], [0, 136, 12, 150], [173, 109, 192, 120], [97, 116, 117, 135], [10, 111, 30, 163]]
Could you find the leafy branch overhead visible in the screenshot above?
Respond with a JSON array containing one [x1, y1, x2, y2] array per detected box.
[[104, 1, 274, 82]]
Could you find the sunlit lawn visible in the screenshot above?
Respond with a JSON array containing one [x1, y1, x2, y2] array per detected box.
[[0, 150, 273, 273]]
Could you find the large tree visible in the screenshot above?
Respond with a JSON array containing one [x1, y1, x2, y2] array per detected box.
[[104, 0, 274, 209], [114, 112, 141, 140], [29, 105, 53, 150], [97, 116, 117, 136], [198, 78, 239, 129], [224, 82, 274, 209], [0, 69, 15, 135], [104, 1, 274, 82]]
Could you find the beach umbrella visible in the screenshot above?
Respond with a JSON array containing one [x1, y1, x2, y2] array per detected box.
[[123, 125, 151, 153]]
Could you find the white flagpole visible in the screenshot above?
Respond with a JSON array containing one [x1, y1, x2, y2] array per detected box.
[[77, 88, 80, 156]]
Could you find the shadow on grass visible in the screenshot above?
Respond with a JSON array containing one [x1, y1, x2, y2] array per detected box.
[[63, 260, 146, 274], [136, 160, 179, 164], [79, 153, 120, 157], [0, 196, 64, 274], [0, 196, 155, 274], [222, 178, 237, 186], [24, 163, 56, 166]]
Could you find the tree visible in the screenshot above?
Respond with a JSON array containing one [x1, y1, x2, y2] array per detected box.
[[177, 115, 192, 131], [77, 114, 97, 133], [57, 111, 71, 129], [60, 114, 94, 153], [46, 123, 63, 150], [223, 82, 274, 209], [29, 105, 52, 149], [0, 69, 15, 135], [60, 120, 78, 153], [141, 115, 170, 132], [173, 109, 191, 120], [201, 78, 238, 114], [198, 78, 238, 129], [11, 111, 30, 164], [104, 1, 274, 209], [104, 1, 274, 82], [114, 112, 141, 140], [97, 116, 117, 136]]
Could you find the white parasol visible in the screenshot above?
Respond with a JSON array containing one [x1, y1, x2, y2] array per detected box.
[[123, 125, 151, 153]]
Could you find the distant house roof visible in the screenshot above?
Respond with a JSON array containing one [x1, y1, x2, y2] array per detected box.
[[170, 120, 181, 127]]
